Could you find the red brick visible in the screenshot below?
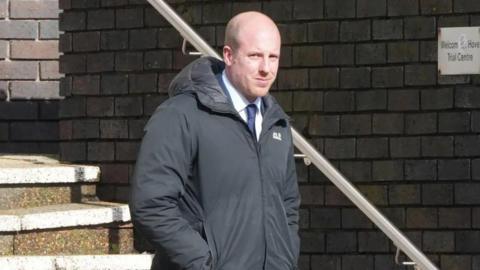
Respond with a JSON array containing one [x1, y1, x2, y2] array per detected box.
[[10, 81, 60, 100], [128, 118, 147, 139], [40, 61, 61, 80], [72, 75, 100, 95], [59, 96, 86, 118], [39, 100, 59, 120], [100, 164, 129, 184], [101, 0, 127, 7], [0, 101, 38, 120], [231, 2, 261, 14], [71, 0, 99, 9], [100, 119, 128, 139], [59, 11, 85, 31], [59, 54, 86, 73], [60, 142, 86, 162], [59, 120, 72, 140], [293, 46, 324, 66], [115, 52, 143, 71], [0, 81, 7, 100], [278, 69, 309, 90], [300, 185, 324, 205], [39, 20, 59, 39], [0, 0, 6, 18], [173, 51, 197, 70], [59, 76, 72, 97], [59, 33, 72, 53], [73, 32, 100, 52], [100, 30, 128, 50], [86, 52, 114, 72], [0, 40, 7, 59], [325, 185, 353, 206], [157, 28, 182, 49], [87, 142, 114, 162], [115, 141, 140, 161], [202, 2, 232, 24], [0, 21, 37, 39], [10, 0, 59, 19], [114, 96, 142, 116], [406, 208, 438, 228], [0, 122, 8, 140], [11, 41, 59, 60], [86, 97, 114, 117], [58, 0, 71, 10], [116, 7, 143, 29], [144, 7, 168, 27], [0, 61, 37, 80], [114, 186, 131, 202], [10, 121, 58, 141], [72, 119, 99, 139], [158, 73, 176, 93], [87, 9, 114, 30], [357, 185, 388, 205]]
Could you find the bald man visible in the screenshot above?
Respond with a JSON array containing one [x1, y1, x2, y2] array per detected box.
[[130, 11, 300, 270]]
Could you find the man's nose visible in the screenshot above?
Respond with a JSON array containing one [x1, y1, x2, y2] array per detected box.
[[259, 57, 270, 73]]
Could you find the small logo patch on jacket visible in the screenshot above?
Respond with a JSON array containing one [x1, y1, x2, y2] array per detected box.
[[273, 132, 282, 141]]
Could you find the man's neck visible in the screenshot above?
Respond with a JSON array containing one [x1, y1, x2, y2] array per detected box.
[[221, 70, 261, 111]]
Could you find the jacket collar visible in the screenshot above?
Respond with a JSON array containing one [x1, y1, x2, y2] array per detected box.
[[169, 57, 289, 127]]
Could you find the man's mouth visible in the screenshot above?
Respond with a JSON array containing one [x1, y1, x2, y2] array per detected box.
[[255, 79, 270, 87]]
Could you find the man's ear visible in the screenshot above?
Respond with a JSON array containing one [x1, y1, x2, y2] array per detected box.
[[223, 45, 234, 66]]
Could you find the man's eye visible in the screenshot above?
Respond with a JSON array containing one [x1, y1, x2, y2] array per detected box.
[[249, 54, 261, 58]]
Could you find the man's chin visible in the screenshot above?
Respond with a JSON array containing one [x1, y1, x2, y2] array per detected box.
[[252, 90, 269, 98], [252, 86, 271, 95]]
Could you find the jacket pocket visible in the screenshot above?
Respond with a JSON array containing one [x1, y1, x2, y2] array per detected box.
[[202, 221, 216, 270], [279, 204, 297, 266]]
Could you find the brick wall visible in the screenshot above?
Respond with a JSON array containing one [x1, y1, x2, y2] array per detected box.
[[0, 0, 61, 154], [59, 0, 480, 269], [58, 0, 200, 202]]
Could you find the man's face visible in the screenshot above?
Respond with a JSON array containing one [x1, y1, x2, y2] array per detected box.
[[223, 28, 281, 102]]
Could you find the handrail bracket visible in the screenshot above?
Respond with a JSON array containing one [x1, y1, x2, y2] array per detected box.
[[181, 39, 202, 56], [396, 247, 420, 270]]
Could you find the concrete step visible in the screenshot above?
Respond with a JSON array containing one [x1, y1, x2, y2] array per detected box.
[[0, 254, 154, 270], [0, 201, 130, 232], [0, 184, 97, 210], [0, 155, 100, 185], [0, 155, 100, 209], [0, 201, 134, 256], [0, 223, 136, 256]]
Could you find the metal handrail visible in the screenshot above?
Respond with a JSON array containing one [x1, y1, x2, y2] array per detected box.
[[145, 1, 439, 269]]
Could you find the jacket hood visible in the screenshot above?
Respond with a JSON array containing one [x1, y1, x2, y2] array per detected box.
[[168, 57, 230, 112]]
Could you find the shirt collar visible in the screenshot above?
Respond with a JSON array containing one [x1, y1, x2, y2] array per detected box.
[[222, 70, 262, 113]]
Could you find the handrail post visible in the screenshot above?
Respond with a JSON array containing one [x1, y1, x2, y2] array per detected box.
[[145, 1, 440, 269]]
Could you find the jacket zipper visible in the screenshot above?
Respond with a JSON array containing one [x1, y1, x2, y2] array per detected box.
[[234, 111, 282, 270], [252, 132, 268, 270]]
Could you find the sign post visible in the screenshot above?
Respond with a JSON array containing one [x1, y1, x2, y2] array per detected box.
[[438, 27, 480, 75]]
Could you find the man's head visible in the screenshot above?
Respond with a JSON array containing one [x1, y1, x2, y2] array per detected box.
[[223, 12, 281, 102]]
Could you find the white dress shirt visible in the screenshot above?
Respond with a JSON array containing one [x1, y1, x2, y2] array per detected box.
[[222, 70, 263, 140]]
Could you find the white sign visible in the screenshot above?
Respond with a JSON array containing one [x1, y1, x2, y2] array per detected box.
[[438, 27, 480, 75]]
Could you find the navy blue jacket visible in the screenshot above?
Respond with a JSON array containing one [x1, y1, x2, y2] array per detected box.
[[130, 57, 300, 270]]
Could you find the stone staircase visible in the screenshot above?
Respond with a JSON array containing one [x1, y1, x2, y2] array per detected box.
[[0, 155, 153, 270]]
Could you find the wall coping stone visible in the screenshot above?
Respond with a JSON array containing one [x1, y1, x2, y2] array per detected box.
[[0, 155, 99, 184], [0, 201, 130, 232]]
